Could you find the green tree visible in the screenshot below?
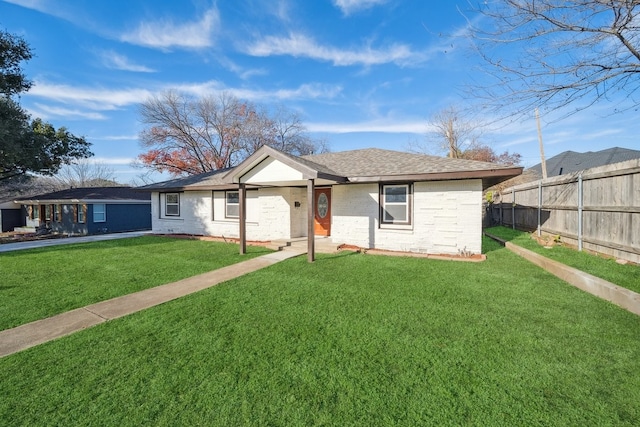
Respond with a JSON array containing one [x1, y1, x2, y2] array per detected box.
[[0, 29, 92, 182]]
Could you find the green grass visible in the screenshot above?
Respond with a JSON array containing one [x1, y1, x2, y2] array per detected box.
[[485, 226, 640, 293], [1, 239, 640, 426], [0, 236, 271, 330]]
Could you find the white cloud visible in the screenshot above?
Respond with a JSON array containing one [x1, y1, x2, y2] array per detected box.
[[100, 50, 155, 73], [333, 0, 388, 15], [307, 119, 425, 134], [3, 0, 51, 13], [174, 80, 342, 101], [91, 156, 137, 165], [245, 32, 419, 67], [27, 81, 153, 110], [90, 134, 139, 141], [30, 103, 107, 120], [120, 7, 219, 50]]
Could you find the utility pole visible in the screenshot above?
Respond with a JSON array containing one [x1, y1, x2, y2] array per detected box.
[[535, 108, 547, 179]]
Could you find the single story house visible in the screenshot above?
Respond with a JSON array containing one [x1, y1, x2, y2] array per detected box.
[[139, 146, 522, 261], [14, 187, 152, 235]]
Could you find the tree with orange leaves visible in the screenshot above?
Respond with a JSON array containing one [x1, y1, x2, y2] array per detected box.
[[137, 91, 325, 176]]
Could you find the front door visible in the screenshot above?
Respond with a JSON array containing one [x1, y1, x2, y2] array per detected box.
[[314, 188, 331, 236]]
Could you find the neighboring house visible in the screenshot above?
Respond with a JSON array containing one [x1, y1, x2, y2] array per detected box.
[[0, 199, 25, 232], [14, 187, 152, 235], [529, 147, 640, 178], [139, 146, 521, 259]]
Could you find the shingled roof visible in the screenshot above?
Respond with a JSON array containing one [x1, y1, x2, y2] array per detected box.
[[528, 147, 640, 177], [14, 187, 151, 204], [139, 147, 522, 190], [303, 148, 518, 178]]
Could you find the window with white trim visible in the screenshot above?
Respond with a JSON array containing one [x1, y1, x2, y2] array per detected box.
[[77, 204, 85, 223], [380, 184, 411, 225], [165, 193, 180, 216], [93, 203, 106, 223], [226, 191, 239, 218]]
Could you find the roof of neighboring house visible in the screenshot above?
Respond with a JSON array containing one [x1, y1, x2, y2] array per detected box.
[[137, 168, 233, 191], [529, 147, 640, 177], [139, 147, 522, 191], [14, 187, 151, 204]]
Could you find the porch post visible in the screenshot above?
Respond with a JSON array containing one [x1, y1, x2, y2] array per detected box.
[[307, 179, 315, 262], [239, 182, 247, 255]]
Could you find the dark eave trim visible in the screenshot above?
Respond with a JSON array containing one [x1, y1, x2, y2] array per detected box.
[[345, 167, 523, 184]]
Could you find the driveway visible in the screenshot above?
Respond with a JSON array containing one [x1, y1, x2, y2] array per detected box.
[[0, 231, 152, 253]]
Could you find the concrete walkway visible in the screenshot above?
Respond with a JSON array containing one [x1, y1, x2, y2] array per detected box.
[[0, 249, 304, 358], [0, 230, 153, 253]]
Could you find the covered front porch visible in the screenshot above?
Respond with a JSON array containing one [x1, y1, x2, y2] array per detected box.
[[225, 146, 347, 262]]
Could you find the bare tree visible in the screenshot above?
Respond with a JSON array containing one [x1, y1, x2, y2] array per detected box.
[[466, 0, 640, 117], [270, 105, 328, 156], [39, 159, 119, 190], [411, 106, 483, 158], [138, 91, 327, 176], [410, 106, 521, 165]]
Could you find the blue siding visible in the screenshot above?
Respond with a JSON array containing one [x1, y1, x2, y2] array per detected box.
[[85, 203, 151, 234]]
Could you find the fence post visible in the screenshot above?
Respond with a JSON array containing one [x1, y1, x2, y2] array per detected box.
[[578, 174, 583, 251], [537, 180, 542, 237], [512, 188, 516, 230]]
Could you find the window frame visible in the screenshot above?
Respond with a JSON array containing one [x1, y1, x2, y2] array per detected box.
[[53, 204, 61, 222], [77, 204, 85, 223], [379, 183, 412, 226], [164, 192, 180, 217], [93, 203, 106, 223], [225, 191, 240, 219]]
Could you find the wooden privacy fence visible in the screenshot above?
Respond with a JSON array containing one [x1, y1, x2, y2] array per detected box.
[[491, 158, 640, 264]]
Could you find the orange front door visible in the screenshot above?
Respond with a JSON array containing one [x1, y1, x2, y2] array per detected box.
[[314, 188, 331, 236]]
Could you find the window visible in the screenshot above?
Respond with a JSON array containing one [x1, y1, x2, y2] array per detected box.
[[226, 191, 239, 218], [54, 204, 61, 222], [32, 205, 39, 220], [77, 204, 85, 223], [380, 184, 411, 225], [45, 205, 51, 221], [165, 193, 180, 216], [93, 204, 106, 223]]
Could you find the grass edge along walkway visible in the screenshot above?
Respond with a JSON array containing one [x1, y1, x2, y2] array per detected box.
[[484, 231, 640, 316], [0, 250, 303, 358]]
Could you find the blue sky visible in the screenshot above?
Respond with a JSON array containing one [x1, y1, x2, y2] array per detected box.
[[2, 0, 638, 184]]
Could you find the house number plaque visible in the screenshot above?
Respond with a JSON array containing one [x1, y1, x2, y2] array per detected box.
[[317, 193, 328, 218]]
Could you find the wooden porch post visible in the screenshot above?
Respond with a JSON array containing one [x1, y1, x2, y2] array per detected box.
[[307, 179, 315, 262], [239, 182, 247, 255]]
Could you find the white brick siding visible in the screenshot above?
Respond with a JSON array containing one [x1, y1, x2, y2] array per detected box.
[[151, 179, 483, 254], [331, 180, 482, 255]]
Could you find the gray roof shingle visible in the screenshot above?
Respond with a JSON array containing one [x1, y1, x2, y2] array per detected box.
[[528, 147, 640, 177], [303, 148, 517, 178], [15, 187, 150, 203], [139, 147, 521, 190]]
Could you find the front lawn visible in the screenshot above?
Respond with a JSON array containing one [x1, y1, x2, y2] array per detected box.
[[1, 238, 639, 426], [485, 226, 640, 293], [0, 236, 270, 330]]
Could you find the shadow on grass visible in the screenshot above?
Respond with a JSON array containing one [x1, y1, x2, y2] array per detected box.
[[0, 236, 272, 258]]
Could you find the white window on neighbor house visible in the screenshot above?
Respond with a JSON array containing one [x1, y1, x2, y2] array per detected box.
[[164, 193, 180, 216], [380, 184, 412, 225], [93, 203, 106, 223], [77, 204, 85, 223], [53, 204, 61, 222], [226, 191, 239, 218]]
